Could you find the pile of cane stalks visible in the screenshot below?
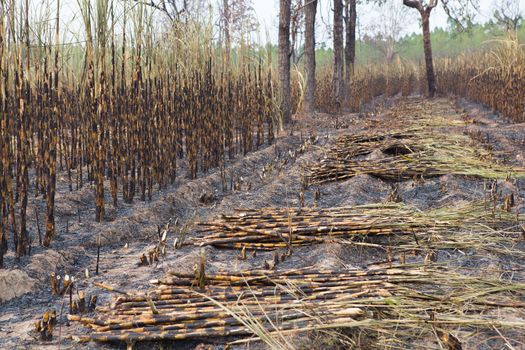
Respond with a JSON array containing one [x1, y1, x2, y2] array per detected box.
[[192, 202, 521, 251], [304, 125, 525, 185], [69, 265, 525, 348]]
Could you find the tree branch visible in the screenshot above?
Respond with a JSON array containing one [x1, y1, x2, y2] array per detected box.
[[133, 1, 174, 22], [428, 0, 439, 10], [403, 0, 422, 11], [442, 0, 479, 32]]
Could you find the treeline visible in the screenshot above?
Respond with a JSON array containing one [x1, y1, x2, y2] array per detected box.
[[298, 22, 525, 67]]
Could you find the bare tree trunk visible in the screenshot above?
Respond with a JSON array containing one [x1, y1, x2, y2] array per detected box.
[[304, 0, 317, 113], [421, 10, 436, 97], [404, 0, 437, 98], [279, 0, 292, 124], [0, 2, 7, 267], [290, 0, 301, 66], [344, 0, 356, 83], [332, 0, 344, 111]]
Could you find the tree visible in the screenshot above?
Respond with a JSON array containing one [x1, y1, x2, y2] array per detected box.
[[344, 0, 385, 101], [403, 0, 439, 97], [219, 0, 258, 68], [492, 0, 522, 32], [366, 1, 409, 63], [442, 0, 479, 32], [290, 0, 305, 65], [228, 1, 258, 41], [344, 0, 357, 83], [134, 0, 201, 23], [333, 0, 344, 111], [403, 0, 478, 97], [304, 0, 318, 113], [279, 0, 292, 123]]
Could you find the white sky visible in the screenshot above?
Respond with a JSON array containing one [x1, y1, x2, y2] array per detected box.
[[252, 0, 524, 43], [30, 0, 525, 45]]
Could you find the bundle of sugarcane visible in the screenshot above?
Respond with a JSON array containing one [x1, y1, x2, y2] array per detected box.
[[192, 202, 517, 250], [328, 138, 420, 162], [305, 143, 525, 185], [380, 99, 472, 127], [69, 265, 525, 347], [328, 128, 479, 162], [70, 267, 424, 344], [305, 113, 525, 186]]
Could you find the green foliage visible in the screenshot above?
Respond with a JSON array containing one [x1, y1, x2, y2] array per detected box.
[[396, 22, 525, 62], [311, 21, 525, 68]]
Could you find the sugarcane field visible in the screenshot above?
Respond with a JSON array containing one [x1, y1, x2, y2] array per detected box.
[[2, 0, 525, 349]]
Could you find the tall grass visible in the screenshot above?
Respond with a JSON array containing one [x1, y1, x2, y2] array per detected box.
[[436, 36, 525, 122], [311, 36, 524, 123], [314, 60, 420, 113]]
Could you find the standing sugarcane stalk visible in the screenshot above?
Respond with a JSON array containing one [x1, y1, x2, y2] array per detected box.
[[0, 1, 7, 267], [14, 0, 31, 257], [43, 0, 60, 246], [0, 0, 279, 262], [108, 5, 118, 208]]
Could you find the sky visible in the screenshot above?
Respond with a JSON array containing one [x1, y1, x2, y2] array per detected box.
[[251, 0, 524, 44], [30, 0, 525, 45]]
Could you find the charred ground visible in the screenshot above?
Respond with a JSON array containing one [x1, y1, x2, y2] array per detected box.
[[1, 97, 525, 350]]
